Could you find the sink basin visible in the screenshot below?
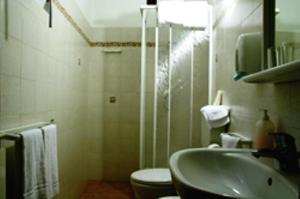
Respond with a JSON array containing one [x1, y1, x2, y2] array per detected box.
[[169, 148, 299, 199]]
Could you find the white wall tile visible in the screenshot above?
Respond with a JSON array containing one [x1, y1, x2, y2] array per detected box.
[[0, 75, 21, 117], [212, 0, 300, 150], [0, 1, 95, 197]]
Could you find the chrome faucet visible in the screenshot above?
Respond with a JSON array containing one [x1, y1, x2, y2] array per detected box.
[[252, 133, 300, 173]]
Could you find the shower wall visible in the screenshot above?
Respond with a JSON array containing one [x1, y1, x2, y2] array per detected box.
[[86, 48, 105, 180], [90, 25, 208, 178], [145, 27, 170, 168], [144, 26, 209, 168], [91, 27, 144, 181], [170, 28, 193, 155]]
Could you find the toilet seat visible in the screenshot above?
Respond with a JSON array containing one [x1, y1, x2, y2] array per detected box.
[[131, 168, 177, 199], [131, 168, 173, 186]]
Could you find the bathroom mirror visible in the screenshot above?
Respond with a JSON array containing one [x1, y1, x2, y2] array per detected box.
[[262, 0, 275, 69], [0, 0, 6, 48], [233, 0, 270, 80], [234, 0, 276, 78], [274, 0, 300, 66], [264, 0, 300, 67]]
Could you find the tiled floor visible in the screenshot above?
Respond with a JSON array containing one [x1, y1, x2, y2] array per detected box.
[[80, 181, 135, 199]]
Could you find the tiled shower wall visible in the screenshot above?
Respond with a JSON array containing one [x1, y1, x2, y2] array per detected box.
[[95, 27, 209, 179], [211, 0, 300, 148], [0, 0, 96, 198], [86, 48, 104, 181], [144, 28, 209, 168], [92, 28, 142, 181]]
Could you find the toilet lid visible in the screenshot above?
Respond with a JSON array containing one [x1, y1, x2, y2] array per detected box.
[[131, 168, 173, 185]]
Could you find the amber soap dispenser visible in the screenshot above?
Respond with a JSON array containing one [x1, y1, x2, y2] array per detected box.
[[255, 109, 275, 150]]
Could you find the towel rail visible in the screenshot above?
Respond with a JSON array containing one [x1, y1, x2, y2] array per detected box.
[[0, 119, 55, 141]]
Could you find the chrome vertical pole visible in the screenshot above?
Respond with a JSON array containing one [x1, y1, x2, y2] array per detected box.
[[139, 8, 147, 169], [189, 30, 194, 147], [152, 8, 159, 168], [208, 6, 213, 105], [167, 25, 173, 159]]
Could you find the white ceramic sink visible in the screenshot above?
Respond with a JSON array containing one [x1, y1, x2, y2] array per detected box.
[[169, 148, 299, 199]]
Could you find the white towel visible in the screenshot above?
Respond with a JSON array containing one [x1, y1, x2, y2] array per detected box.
[[201, 105, 231, 128], [21, 129, 47, 199], [221, 133, 240, 148], [42, 124, 59, 198]]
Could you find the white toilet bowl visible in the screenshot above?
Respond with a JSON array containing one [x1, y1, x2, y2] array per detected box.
[[130, 168, 177, 199]]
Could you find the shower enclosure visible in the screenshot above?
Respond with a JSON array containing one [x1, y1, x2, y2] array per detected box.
[[139, 5, 210, 169]]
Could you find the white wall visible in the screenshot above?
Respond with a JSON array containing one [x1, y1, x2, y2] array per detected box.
[[0, 0, 94, 198], [212, 0, 300, 150], [276, 0, 300, 32], [0, 0, 5, 47], [74, 0, 145, 27]]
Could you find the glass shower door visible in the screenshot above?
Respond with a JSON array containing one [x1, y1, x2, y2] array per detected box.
[[141, 7, 209, 169]]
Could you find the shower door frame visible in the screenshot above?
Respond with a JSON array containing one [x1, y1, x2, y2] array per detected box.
[[140, 5, 204, 169]]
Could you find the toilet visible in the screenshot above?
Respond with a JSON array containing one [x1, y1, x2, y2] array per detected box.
[[130, 168, 177, 199]]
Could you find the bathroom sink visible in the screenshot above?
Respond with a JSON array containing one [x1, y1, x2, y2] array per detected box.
[[169, 148, 299, 199]]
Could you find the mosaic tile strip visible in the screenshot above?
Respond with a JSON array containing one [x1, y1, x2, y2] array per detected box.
[[90, 41, 155, 48], [53, 0, 154, 48], [52, 0, 92, 44]]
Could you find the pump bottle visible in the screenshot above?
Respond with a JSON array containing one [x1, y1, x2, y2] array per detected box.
[[255, 109, 275, 150]]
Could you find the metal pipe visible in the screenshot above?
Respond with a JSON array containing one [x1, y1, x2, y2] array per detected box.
[[167, 25, 173, 159], [208, 6, 213, 105], [4, 0, 8, 40], [0, 133, 21, 140], [189, 30, 194, 148], [139, 8, 147, 169], [152, 15, 159, 168]]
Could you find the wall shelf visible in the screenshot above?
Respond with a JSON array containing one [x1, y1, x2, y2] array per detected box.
[[242, 60, 300, 83]]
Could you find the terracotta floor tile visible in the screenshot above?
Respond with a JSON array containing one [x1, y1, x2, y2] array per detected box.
[[81, 181, 135, 199]]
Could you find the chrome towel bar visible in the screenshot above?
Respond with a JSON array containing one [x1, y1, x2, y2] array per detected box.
[[0, 119, 55, 141]]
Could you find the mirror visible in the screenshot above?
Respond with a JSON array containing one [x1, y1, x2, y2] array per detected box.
[[262, 0, 275, 69], [274, 0, 300, 66], [0, 0, 5, 48]]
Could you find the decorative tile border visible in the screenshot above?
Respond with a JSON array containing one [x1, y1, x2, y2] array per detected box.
[[52, 0, 154, 48], [52, 0, 92, 44], [90, 42, 155, 48]]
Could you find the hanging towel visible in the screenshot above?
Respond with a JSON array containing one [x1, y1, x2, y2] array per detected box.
[[221, 133, 240, 148], [201, 105, 231, 128], [41, 124, 59, 199], [21, 129, 47, 199]]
